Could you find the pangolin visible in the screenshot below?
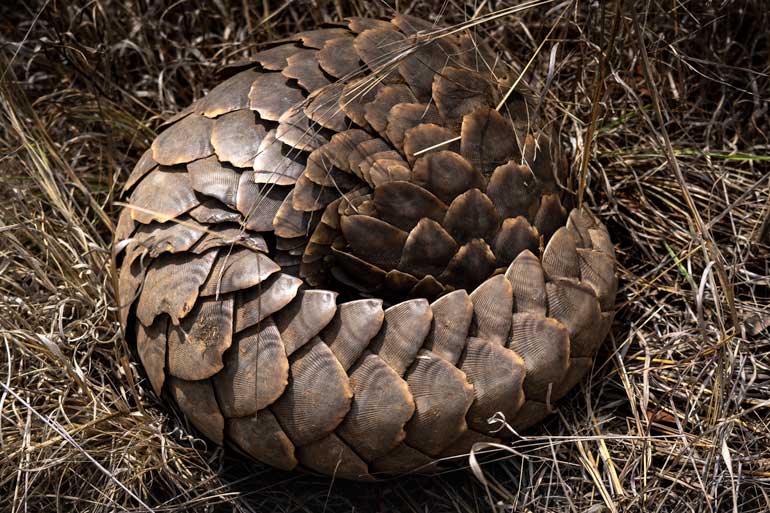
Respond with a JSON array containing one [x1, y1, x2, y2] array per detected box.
[[112, 14, 617, 480]]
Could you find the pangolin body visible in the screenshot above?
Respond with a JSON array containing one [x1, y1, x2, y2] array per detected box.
[[113, 14, 617, 479]]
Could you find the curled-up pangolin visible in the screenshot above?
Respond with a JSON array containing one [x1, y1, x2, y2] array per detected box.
[[113, 14, 617, 480]]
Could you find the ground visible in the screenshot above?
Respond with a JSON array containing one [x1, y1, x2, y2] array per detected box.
[[1, 1, 769, 511]]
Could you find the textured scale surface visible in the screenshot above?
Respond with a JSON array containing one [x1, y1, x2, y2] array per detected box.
[[113, 14, 618, 480]]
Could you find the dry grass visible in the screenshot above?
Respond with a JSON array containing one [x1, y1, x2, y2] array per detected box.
[[1, 0, 769, 511]]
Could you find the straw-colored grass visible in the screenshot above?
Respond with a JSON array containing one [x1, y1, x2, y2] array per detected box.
[[1, 1, 768, 511]]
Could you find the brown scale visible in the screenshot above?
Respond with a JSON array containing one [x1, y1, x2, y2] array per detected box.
[[386, 103, 442, 150], [190, 225, 267, 255], [434, 68, 499, 127], [336, 352, 414, 461], [113, 13, 618, 480], [130, 216, 207, 259], [317, 37, 362, 79], [283, 49, 331, 93], [398, 218, 457, 279], [187, 156, 241, 207], [210, 109, 266, 168], [201, 68, 261, 118], [253, 130, 307, 185], [276, 105, 329, 151], [295, 28, 350, 49], [168, 377, 224, 444], [364, 84, 417, 134], [167, 295, 234, 381], [188, 199, 242, 224], [235, 172, 288, 231], [227, 410, 297, 470], [411, 150, 486, 204], [151, 114, 215, 166], [297, 432, 371, 480], [233, 273, 302, 332], [271, 338, 352, 447], [305, 86, 349, 132], [135, 248, 218, 326], [129, 167, 199, 224], [136, 316, 168, 396], [199, 247, 279, 296], [122, 148, 156, 193], [459, 337, 525, 434]]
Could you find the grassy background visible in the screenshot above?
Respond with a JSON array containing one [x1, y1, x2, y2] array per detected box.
[[1, 0, 769, 511]]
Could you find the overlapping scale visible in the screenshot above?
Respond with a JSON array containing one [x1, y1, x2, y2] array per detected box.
[[411, 151, 485, 204], [168, 377, 224, 444], [129, 167, 199, 224], [248, 73, 305, 122], [123, 148, 156, 193], [385, 103, 443, 151], [227, 410, 298, 470], [337, 352, 414, 461], [487, 162, 540, 219], [188, 199, 242, 224], [542, 227, 580, 280], [370, 299, 432, 376], [190, 225, 267, 254], [364, 84, 418, 134], [371, 442, 440, 476], [273, 290, 338, 355], [201, 69, 260, 118], [443, 189, 499, 245], [298, 433, 371, 480], [276, 105, 329, 151], [305, 87, 348, 132], [151, 114, 215, 166], [317, 37, 361, 79], [135, 248, 218, 326], [423, 290, 473, 364], [340, 215, 407, 271], [398, 218, 457, 279], [321, 299, 384, 371], [353, 28, 407, 78], [546, 278, 602, 357], [440, 239, 496, 291], [437, 69, 494, 121], [508, 313, 570, 402], [404, 350, 474, 456], [200, 248, 279, 296], [403, 123, 457, 163], [253, 129, 306, 185], [271, 338, 352, 446], [114, 13, 619, 481], [469, 274, 513, 345], [210, 109, 266, 168], [398, 38, 455, 101], [213, 319, 288, 416], [460, 338, 525, 434], [167, 295, 233, 381], [235, 171, 288, 231], [136, 316, 168, 396], [253, 44, 303, 71], [295, 28, 350, 49], [373, 181, 447, 231], [131, 217, 206, 258], [505, 250, 547, 315], [493, 217, 540, 268], [460, 107, 520, 176], [234, 272, 302, 332], [283, 49, 332, 93]]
